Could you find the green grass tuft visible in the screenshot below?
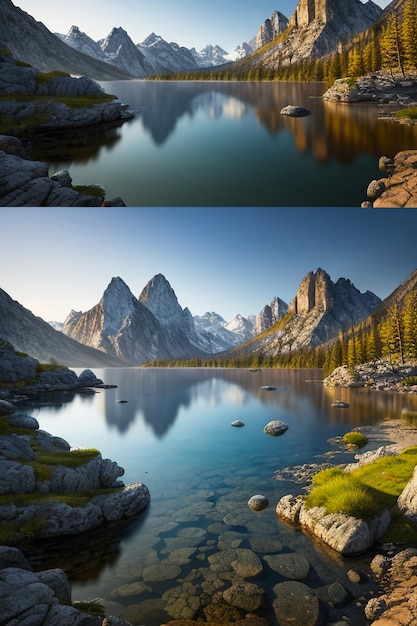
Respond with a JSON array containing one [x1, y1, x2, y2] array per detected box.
[[395, 107, 417, 120], [343, 431, 368, 447], [306, 471, 382, 518]]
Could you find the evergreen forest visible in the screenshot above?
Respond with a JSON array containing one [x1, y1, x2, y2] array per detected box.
[[148, 0, 417, 87], [144, 291, 417, 375]]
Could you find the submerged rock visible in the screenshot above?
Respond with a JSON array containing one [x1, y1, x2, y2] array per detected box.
[[273, 580, 322, 626], [263, 552, 310, 580], [223, 582, 265, 611]]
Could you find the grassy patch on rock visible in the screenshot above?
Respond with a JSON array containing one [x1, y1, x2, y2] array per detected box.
[[395, 107, 417, 120], [306, 447, 417, 543], [306, 469, 382, 518], [343, 431, 368, 447]]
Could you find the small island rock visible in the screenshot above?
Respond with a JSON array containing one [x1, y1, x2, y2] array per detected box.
[[264, 420, 288, 437], [280, 105, 311, 117]]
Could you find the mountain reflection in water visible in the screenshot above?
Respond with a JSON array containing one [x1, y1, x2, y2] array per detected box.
[[38, 80, 417, 206], [21, 368, 417, 626]]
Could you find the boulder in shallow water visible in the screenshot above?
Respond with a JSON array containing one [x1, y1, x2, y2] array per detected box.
[[248, 494, 269, 511], [280, 105, 311, 117], [264, 420, 288, 437]]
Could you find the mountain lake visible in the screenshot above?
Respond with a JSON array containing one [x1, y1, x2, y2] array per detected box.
[[27, 80, 417, 206], [18, 367, 417, 626]]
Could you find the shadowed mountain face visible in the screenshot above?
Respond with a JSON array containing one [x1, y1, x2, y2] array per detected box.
[[0, 0, 133, 79], [0, 287, 126, 367]]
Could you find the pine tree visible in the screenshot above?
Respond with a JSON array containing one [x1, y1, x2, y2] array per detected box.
[[403, 291, 417, 358], [381, 11, 405, 77], [402, 0, 417, 70], [348, 47, 364, 77]]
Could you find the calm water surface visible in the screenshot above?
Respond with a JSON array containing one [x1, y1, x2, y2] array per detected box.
[[21, 368, 417, 625], [32, 81, 417, 206]]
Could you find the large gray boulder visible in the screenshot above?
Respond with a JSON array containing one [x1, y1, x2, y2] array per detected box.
[[276, 495, 391, 555]]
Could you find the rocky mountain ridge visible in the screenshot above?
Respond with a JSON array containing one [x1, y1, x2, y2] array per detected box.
[[0, 286, 126, 367], [0, 0, 133, 79], [56, 25, 254, 78], [239, 0, 383, 72], [228, 268, 381, 360], [1, 268, 386, 369]]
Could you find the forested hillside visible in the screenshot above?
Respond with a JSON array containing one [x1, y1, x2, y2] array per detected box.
[[145, 271, 417, 374], [149, 0, 417, 87]]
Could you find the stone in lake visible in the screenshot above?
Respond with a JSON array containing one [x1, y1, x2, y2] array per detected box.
[[273, 580, 321, 626], [264, 420, 288, 437], [280, 105, 311, 117], [248, 494, 269, 512], [332, 401, 349, 408], [231, 420, 245, 427], [261, 385, 277, 391]]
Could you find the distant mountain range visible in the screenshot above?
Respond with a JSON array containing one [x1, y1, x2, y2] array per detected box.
[[0, 0, 387, 82], [0, 269, 389, 368], [55, 26, 254, 78]]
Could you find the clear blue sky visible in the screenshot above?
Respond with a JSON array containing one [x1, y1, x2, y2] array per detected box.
[[0, 207, 415, 325], [13, 0, 392, 52]]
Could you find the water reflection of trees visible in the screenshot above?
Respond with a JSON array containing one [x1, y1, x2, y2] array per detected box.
[[123, 81, 417, 163], [97, 368, 417, 438]]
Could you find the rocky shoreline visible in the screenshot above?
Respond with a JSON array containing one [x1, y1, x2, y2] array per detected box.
[[322, 71, 417, 208], [0, 48, 132, 206]]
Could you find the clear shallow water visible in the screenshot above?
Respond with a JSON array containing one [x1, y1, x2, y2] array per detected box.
[[20, 368, 417, 625], [31, 80, 417, 206]]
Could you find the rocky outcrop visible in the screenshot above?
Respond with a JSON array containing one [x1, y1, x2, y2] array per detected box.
[[324, 360, 417, 392], [0, 545, 133, 625], [366, 548, 417, 625], [323, 72, 417, 105], [0, 50, 133, 134], [255, 297, 288, 334], [0, 340, 111, 402], [0, 405, 150, 542], [256, 10, 289, 49], [363, 150, 417, 208], [276, 494, 391, 555], [0, 143, 108, 207]]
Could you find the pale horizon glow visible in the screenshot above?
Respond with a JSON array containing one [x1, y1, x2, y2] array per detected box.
[[13, 0, 393, 53], [0, 208, 415, 326]]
